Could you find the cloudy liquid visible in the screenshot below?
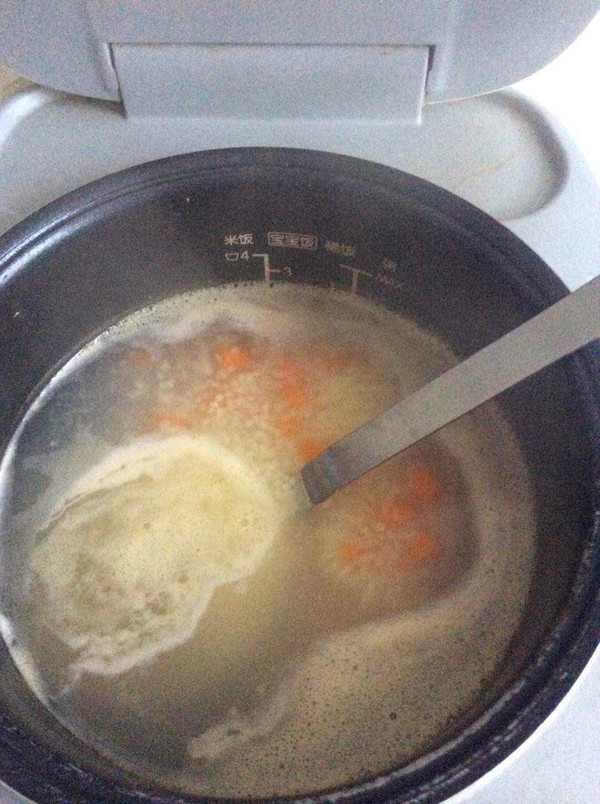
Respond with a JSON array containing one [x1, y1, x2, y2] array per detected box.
[[0, 284, 535, 797]]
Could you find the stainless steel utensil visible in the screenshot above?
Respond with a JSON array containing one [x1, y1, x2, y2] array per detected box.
[[303, 274, 600, 503]]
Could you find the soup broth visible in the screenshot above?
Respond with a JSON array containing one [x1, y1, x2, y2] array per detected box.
[[0, 283, 535, 797]]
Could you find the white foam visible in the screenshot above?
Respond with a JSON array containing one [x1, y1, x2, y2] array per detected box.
[[182, 405, 535, 797], [0, 282, 536, 797], [31, 434, 281, 676]]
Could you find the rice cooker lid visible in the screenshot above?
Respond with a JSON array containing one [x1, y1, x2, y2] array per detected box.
[[0, 0, 598, 119]]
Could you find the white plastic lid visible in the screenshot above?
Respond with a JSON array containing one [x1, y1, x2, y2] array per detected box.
[[0, 0, 598, 106]]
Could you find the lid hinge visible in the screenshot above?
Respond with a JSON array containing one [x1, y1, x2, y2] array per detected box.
[[111, 44, 430, 123]]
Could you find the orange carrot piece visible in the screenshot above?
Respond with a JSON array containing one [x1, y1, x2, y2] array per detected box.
[[406, 529, 442, 561], [145, 408, 194, 431], [275, 416, 302, 438], [371, 496, 417, 530], [274, 358, 311, 407], [281, 382, 311, 407], [275, 358, 304, 384], [394, 529, 441, 573], [407, 464, 442, 504], [337, 537, 369, 566], [297, 437, 326, 463], [215, 343, 253, 372]]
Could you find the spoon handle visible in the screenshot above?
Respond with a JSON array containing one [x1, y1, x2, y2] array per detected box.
[[303, 274, 600, 504]]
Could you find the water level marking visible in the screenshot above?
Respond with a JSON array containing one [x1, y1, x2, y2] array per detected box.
[[252, 253, 280, 283], [340, 264, 373, 295]]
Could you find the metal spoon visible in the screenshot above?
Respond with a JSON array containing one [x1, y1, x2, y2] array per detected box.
[[302, 274, 600, 504]]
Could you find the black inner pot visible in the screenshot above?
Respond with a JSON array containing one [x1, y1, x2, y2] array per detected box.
[[0, 148, 598, 804]]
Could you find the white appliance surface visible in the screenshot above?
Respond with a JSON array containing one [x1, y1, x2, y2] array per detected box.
[[0, 11, 598, 804], [448, 16, 600, 803]]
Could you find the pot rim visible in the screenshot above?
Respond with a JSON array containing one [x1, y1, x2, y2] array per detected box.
[[0, 147, 598, 804]]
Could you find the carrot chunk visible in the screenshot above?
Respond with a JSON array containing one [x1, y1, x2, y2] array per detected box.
[[371, 496, 417, 529], [275, 358, 311, 407], [393, 529, 442, 573], [407, 464, 441, 503], [282, 383, 310, 407], [276, 358, 303, 384], [145, 408, 194, 431], [215, 343, 254, 372], [406, 529, 442, 561], [275, 416, 302, 438], [337, 537, 369, 566], [297, 438, 326, 463]]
